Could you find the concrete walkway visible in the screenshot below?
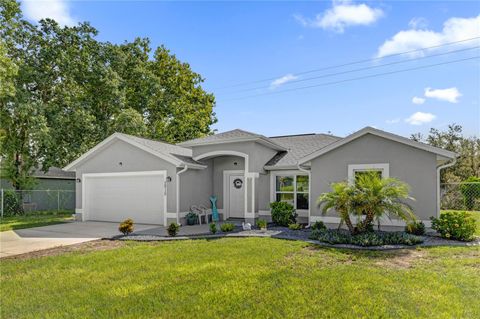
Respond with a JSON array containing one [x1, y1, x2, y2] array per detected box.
[[0, 221, 157, 258]]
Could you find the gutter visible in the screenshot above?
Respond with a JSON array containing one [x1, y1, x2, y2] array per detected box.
[[436, 157, 457, 218], [297, 163, 312, 227], [176, 165, 189, 224]]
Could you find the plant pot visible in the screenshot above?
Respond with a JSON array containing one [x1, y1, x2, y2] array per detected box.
[[186, 217, 197, 225]]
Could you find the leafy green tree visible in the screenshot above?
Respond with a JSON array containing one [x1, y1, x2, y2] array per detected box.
[[0, 1, 217, 189], [411, 124, 480, 183]]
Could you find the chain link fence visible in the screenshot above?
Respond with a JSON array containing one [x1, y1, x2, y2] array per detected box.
[[440, 182, 480, 211], [0, 189, 75, 217]]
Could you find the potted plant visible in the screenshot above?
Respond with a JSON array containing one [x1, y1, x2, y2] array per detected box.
[[257, 219, 267, 232], [185, 211, 198, 225]]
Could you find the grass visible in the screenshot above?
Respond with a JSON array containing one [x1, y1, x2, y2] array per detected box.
[[0, 211, 74, 232], [1, 238, 479, 318], [441, 210, 480, 235]]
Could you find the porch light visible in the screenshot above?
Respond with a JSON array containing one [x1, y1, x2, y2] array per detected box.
[[166, 176, 172, 182], [76, 178, 81, 183]]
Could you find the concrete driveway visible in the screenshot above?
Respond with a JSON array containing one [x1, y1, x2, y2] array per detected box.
[[0, 221, 158, 258]]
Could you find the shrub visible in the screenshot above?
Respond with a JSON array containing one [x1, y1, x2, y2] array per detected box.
[[405, 220, 426, 236], [431, 211, 476, 241], [3, 190, 23, 216], [257, 219, 267, 229], [209, 223, 217, 234], [167, 223, 180, 237], [270, 202, 297, 226], [311, 220, 327, 231], [460, 177, 480, 210], [288, 223, 302, 230], [118, 218, 134, 235], [309, 229, 423, 247], [220, 223, 235, 232]]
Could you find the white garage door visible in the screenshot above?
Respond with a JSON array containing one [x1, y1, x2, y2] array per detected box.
[[84, 171, 166, 224]]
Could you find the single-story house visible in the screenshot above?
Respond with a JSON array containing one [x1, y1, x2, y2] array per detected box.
[[1, 167, 75, 212], [64, 127, 456, 227]]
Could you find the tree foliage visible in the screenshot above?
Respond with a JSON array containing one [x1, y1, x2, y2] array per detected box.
[[411, 124, 480, 183], [0, 1, 216, 189]]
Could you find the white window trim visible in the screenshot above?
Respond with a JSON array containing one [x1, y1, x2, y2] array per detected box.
[[270, 170, 309, 212], [348, 163, 390, 184]]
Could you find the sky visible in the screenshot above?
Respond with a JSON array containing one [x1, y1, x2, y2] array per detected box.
[[21, 0, 480, 138]]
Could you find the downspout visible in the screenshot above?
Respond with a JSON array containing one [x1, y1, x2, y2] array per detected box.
[[436, 157, 457, 218], [297, 163, 312, 227], [176, 165, 189, 224]]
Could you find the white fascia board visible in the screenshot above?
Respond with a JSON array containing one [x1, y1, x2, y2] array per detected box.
[[298, 126, 456, 165], [180, 137, 287, 151]]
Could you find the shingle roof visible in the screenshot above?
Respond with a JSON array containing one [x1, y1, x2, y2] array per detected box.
[[119, 133, 192, 157], [32, 167, 75, 179], [117, 133, 207, 167], [178, 129, 286, 151], [265, 134, 341, 168]]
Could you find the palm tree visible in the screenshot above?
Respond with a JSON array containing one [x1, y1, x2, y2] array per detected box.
[[316, 182, 357, 234], [353, 171, 415, 232]]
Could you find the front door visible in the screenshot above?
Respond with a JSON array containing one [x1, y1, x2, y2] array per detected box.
[[228, 174, 245, 218]]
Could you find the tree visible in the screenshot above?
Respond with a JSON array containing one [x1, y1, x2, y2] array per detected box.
[[0, 1, 217, 189], [317, 172, 415, 234], [316, 182, 356, 234], [352, 172, 415, 233], [411, 124, 480, 183]]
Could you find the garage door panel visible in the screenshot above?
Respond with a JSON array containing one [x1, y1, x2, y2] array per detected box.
[[85, 173, 165, 224]]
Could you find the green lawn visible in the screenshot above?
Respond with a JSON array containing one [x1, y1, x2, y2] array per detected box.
[[1, 238, 479, 318], [0, 211, 74, 232]]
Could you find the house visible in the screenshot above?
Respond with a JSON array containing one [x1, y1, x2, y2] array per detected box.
[[64, 127, 456, 227], [1, 167, 75, 212]]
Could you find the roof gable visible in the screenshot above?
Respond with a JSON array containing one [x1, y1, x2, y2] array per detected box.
[[64, 133, 205, 171], [179, 129, 287, 151], [298, 126, 456, 165]]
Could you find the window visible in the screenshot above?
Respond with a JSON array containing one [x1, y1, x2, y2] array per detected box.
[[348, 163, 389, 185], [275, 174, 309, 210]]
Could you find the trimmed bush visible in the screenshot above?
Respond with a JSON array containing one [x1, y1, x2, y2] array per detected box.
[[460, 177, 480, 210], [209, 223, 217, 234], [167, 223, 180, 237], [288, 223, 302, 230], [220, 223, 235, 232], [257, 219, 267, 229], [309, 229, 423, 247], [405, 221, 426, 236], [311, 220, 327, 231], [431, 211, 476, 241], [119, 218, 134, 235], [270, 202, 297, 226]]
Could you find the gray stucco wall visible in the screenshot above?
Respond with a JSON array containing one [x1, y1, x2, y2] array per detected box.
[[74, 139, 177, 213], [179, 159, 213, 212], [310, 133, 438, 221], [191, 141, 277, 173], [257, 173, 271, 212]]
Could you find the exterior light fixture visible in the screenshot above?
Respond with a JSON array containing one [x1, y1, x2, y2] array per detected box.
[[76, 178, 81, 183], [166, 176, 172, 182]]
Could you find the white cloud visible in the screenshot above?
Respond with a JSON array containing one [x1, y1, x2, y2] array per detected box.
[[376, 15, 480, 57], [22, 0, 76, 26], [270, 74, 298, 89], [405, 112, 436, 125], [408, 17, 429, 29], [424, 87, 462, 103], [412, 96, 426, 105], [294, 0, 383, 33], [386, 118, 401, 124]]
